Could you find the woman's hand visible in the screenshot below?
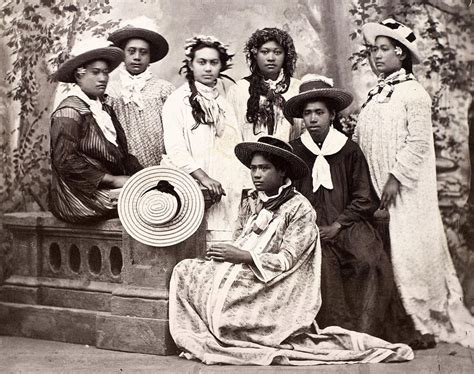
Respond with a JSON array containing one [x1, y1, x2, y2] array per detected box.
[[319, 222, 342, 241], [380, 174, 401, 209], [100, 174, 130, 188], [206, 243, 253, 264], [191, 169, 226, 203]]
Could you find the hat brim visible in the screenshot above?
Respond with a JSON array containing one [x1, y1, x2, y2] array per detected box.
[[283, 88, 353, 119], [362, 22, 422, 64], [234, 142, 309, 180], [54, 47, 124, 83], [108, 28, 169, 63], [118, 166, 205, 247]]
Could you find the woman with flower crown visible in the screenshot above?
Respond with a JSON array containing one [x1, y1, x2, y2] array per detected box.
[[227, 27, 302, 143], [355, 18, 474, 348], [162, 35, 244, 242]]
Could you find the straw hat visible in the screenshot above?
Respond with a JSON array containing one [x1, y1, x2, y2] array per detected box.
[[118, 166, 205, 247], [54, 38, 124, 83], [362, 18, 422, 64], [234, 136, 309, 180], [108, 17, 169, 63], [283, 74, 353, 119]]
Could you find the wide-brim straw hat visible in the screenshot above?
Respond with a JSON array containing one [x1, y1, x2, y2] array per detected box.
[[54, 38, 124, 83], [362, 18, 422, 64], [284, 74, 353, 119], [234, 136, 309, 180], [118, 166, 205, 247], [108, 17, 169, 63]]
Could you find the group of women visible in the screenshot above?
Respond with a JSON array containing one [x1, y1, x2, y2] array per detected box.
[[50, 16, 473, 366]]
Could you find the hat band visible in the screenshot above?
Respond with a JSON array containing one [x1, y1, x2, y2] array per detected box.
[[299, 80, 332, 93], [138, 180, 182, 226], [381, 20, 416, 42]]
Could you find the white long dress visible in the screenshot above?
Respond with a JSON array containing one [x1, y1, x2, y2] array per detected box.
[[355, 72, 474, 347], [162, 82, 245, 242]]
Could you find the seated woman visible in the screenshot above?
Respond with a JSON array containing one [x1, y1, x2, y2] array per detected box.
[[51, 38, 142, 223], [285, 74, 393, 337], [169, 136, 413, 365]]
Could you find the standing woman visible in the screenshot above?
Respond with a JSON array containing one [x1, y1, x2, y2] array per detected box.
[[227, 28, 302, 143], [355, 19, 473, 347], [162, 35, 243, 242], [50, 38, 142, 223]]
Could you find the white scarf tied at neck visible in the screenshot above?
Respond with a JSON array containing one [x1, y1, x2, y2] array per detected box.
[[118, 63, 153, 110], [193, 81, 226, 137], [69, 85, 118, 146], [301, 127, 347, 192]]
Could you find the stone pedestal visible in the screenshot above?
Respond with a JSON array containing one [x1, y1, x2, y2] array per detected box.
[[0, 194, 208, 355]]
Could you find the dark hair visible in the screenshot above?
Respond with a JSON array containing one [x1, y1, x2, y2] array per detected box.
[[251, 151, 288, 177], [179, 41, 234, 126], [302, 98, 343, 132], [244, 28, 298, 127], [388, 37, 413, 74]]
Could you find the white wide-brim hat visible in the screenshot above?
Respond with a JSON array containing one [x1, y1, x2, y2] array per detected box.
[[54, 38, 124, 83], [362, 18, 422, 64], [118, 166, 205, 247], [108, 16, 169, 63]]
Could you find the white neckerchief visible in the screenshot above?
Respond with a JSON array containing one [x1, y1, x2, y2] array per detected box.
[[301, 128, 347, 192], [118, 63, 153, 110], [69, 85, 118, 146], [193, 81, 225, 137], [264, 69, 284, 90]]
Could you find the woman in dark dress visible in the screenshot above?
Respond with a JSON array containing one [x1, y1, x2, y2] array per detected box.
[[284, 74, 393, 337], [51, 38, 142, 223]]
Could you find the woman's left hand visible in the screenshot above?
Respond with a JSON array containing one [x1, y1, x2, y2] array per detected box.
[[206, 244, 253, 264], [319, 222, 342, 241], [380, 174, 401, 209]]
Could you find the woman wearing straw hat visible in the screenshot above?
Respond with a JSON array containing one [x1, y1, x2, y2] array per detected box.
[[284, 74, 393, 337], [107, 17, 175, 167], [162, 35, 244, 243], [50, 38, 142, 223], [355, 18, 474, 347], [169, 136, 414, 365], [227, 27, 302, 143]]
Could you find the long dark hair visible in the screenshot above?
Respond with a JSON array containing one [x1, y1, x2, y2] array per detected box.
[[388, 37, 414, 74], [179, 39, 234, 126], [244, 28, 297, 127]]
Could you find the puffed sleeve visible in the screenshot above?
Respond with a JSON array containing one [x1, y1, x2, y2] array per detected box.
[[50, 108, 106, 193], [249, 201, 318, 283], [390, 86, 432, 188], [162, 91, 201, 174]]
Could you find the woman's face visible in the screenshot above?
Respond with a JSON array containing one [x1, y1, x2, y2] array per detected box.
[[302, 100, 334, 143], [250, 153, 286, 196], [371, 36, 404, 75], [189, 47, 222, 87], [256, 40, 285, 80], [76, 60, 109, 99], [124, 38, 151, 75]]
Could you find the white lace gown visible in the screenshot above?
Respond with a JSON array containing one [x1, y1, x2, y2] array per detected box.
[[355, 77, 474, 347]]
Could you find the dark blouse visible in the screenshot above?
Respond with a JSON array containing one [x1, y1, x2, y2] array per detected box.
[[50, 95, 142, 223], [291, 138, 379, 226]]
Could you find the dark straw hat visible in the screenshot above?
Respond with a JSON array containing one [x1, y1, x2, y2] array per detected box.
[[54, 38, 124, 83], [234, 136, 309, 180], [108, 17, 169, 63], [283, 74, 353, 119], [362, 18, 422, 64]]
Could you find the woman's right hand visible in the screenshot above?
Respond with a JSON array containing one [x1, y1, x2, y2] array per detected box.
[[380, 174, 401, 209], [100, 174, 130, 188]]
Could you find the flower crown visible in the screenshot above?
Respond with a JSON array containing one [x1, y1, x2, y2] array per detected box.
[[184, 34, 234, 62]]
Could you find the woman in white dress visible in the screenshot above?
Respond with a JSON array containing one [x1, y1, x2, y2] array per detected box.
[[162, 35, 243, 242], [355, 18, 473, 348]]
